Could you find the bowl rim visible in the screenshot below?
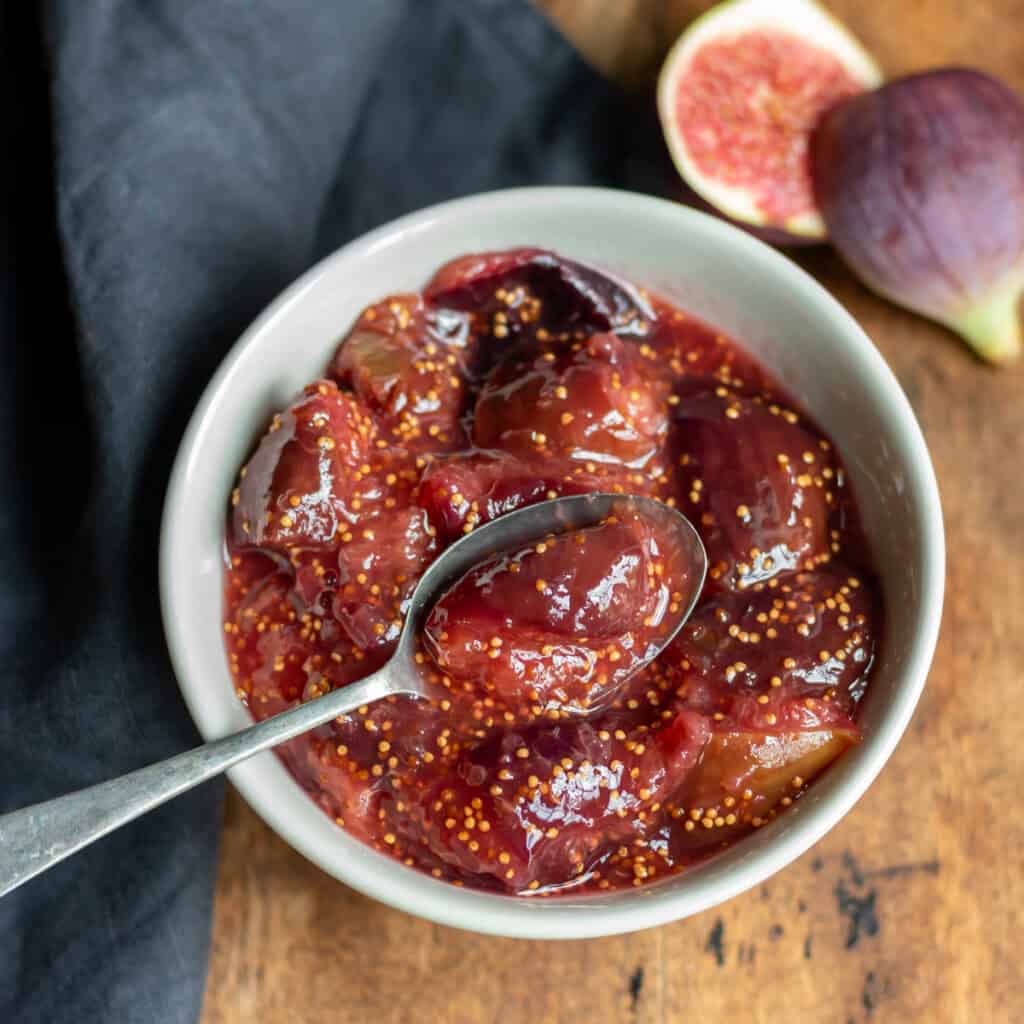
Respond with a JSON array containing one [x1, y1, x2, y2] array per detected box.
[[159, 186, 945, 939]]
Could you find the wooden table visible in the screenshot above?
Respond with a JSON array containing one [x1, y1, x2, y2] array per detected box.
[[201, 4, 1024, 1021]]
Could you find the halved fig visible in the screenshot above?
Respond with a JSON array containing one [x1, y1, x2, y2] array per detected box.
[[671, 389, 837, 590], [473, 334, 668, 468], [330, 294, 471, 450], [657, 0, 881, 242], [231, 381, 374, 553], [380, 710, 710, 892], [425, 248, 654, 341], [424, 507, 699, 712]]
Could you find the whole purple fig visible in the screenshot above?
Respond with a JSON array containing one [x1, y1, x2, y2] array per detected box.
[[811, 68, 1024, 363]]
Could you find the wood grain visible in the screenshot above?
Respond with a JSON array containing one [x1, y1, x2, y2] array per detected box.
[[201, 4, 1024, 1022]]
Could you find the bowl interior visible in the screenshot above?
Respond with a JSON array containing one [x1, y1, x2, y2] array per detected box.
[[160, 188, 943, 938]]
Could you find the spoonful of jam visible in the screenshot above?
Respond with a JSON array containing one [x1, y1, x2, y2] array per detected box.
[[424, 497, 704, 715], [0, 494, 705, 898]]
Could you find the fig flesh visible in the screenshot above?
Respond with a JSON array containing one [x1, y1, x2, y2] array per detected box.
[[657, 0, 880, 243]]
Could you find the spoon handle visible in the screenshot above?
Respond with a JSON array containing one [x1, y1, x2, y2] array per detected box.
[[0, 668, 398, 899]]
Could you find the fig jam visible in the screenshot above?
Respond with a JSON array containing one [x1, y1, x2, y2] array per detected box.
[[222, 248, 879, 896]]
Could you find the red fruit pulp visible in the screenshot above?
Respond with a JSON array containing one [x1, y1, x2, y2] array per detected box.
[[673, 30, 866, 225], [222, 248, 881, 895]]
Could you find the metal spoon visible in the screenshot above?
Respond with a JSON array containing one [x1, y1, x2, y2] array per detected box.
[[0, 493, 706, 899]]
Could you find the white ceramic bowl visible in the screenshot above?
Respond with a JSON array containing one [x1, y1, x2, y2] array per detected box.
[[160, 187, 944, 939]]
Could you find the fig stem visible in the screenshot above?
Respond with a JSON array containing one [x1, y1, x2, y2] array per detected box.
[[954, 265, 1024, 364]]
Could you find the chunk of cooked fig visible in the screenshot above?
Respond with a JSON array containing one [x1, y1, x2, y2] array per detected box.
[[425, 248, 654, 341], [424, 506, 699, 712], [417, 448, 635, 542], [671, 390, 837, 590], [473, 334, 668, 468], [668, 568, 877, 719], [231, 381, 374, 553], [330, 294, 471, 450], [381, 710, 709, 892]]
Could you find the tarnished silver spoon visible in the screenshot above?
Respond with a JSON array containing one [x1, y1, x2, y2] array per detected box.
[[0, 493, 706, 898]]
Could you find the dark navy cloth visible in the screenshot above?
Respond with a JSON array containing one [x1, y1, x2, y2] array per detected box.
[[1, 2, 668, 1020]]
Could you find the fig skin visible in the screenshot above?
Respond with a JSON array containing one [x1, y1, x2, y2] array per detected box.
[[811, 68, 1024, 364]]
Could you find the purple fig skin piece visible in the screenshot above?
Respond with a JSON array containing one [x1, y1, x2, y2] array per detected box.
[[426, 249, 656, 338], [811, 67, 1024, 363]]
